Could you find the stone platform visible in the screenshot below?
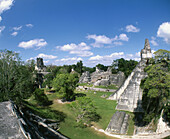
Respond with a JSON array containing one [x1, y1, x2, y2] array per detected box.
[[0, 101, 25, 139]]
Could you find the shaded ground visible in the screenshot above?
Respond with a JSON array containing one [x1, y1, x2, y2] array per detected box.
[[0, 101, 25, 139]]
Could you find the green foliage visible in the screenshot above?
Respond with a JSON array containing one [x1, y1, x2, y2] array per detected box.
[[140, 49, 170, 124], [112, 58, 138, 77], [96, 64, 108, 71], [34, 88, 51, 106], [52, 73, 79, 101], [0, 50, 35, 102], [163, 102, 170, 124], [154, 49, 170, 61], [73, 60, 83, 75], [69, 96, 100, 127]]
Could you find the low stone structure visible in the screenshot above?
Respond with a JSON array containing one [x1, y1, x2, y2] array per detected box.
[[79, 67, 125, 87], [108, 39, 152, 112], [106, 111, 129, 134]]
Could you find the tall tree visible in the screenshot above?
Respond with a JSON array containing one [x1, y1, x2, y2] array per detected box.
[[140, 49, 170, 123], [112, 58, 138, 77], [0, 50, 35, 102], [69, 96, 100, 127], [52, 73, 79, 101]]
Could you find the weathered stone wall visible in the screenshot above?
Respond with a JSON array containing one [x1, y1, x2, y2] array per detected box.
[[79, 68, 125, 87]]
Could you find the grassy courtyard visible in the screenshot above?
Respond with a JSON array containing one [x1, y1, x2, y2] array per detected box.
[[26, 90, 118, 139]]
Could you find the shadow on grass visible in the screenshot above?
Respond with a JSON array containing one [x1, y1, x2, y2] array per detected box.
[[74, 93, 86, 98], [23, 101, 67, 123]]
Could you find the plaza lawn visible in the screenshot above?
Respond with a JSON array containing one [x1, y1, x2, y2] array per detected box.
[[77, 83, 93, 87], [94, 85, 118, 90], [27, 90, 118, 139]]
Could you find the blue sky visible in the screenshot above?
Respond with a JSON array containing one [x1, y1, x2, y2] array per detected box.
[[0, 0, 170, 67]]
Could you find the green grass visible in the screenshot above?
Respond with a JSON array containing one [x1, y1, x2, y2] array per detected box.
[[94, 85, 118, 90], [27, 90, 118, 139], [77, 83, 93, 87]]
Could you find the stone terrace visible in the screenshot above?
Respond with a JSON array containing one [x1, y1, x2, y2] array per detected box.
[[0, 101, 25, 139]]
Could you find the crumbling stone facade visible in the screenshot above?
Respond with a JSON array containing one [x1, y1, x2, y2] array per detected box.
[[79, 67, 125, 87]]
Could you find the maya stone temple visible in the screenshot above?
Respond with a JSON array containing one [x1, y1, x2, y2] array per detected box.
[[106, 39, 153, 134]]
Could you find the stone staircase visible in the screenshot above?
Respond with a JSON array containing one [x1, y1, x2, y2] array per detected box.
[[105, 111, 129, 134], [108, 60, 148, 112], [117, 60, 147, 112]]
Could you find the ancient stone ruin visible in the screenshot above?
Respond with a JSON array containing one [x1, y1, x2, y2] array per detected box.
[[105, 111, 129, 134], [79, 67, 125, 87], [108, 39, 152, 112], [106, 39, 152, 135], [35, 58, 50, 88]]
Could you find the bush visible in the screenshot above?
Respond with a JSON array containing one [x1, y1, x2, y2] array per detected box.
[[34, 89, 51, 106]]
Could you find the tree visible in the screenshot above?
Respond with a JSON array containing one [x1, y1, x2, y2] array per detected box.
[[96, 64, 108, 71], [140, 49, 170, 124], [0, 50, 35, 103], [52, 73, 79, 101], [75, 61, 83, 75], [112, 58, 138, 77], [69, 96, 100, 127], [34, 88, 50, 106]]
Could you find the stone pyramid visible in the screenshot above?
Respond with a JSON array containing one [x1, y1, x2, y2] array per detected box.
[[108, 39, 152, 112]]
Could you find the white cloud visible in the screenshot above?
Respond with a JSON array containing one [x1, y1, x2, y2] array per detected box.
[[18, 39, 47, 49], [89, 52, 124, 65], [0, 16, 2, 22], [150, 36, 158, 46], [58, 42, 93, 57], [157, 22, 170, 44], [37, 53, 57, 59], [113, 41, 123, 46], [0, 26, 5, 33], [70, 50, 93, 57], [126, 25, 140, 32], [119, 33, 129, 41], [0, 0, 14, 14], [87, 34, 129, 47], [88, 51, 144, 66], [11, 31, 18, 36], [87, 34, 113, 47], [13, 26, 22, 31], [26, 24, 33, 28], [55, 57, 83, 65]]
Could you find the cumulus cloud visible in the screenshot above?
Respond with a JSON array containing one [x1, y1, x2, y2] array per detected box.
[[157, 22, 170, 44], [18, 39, 47, 49], [88, 52, 124, 65], [150, 36, 158, 46], [126, 25, 140, 32], [0, 0, 14, 14], [0, 16, 2, 22], [58, 42, 93, 57], [11, 31, 18, 36], [37, 53, 57, 59], [87, 34, 113, 47], [0, 26, 5, 33], [13, 26, 22, 31], [26, 24, 33, 28], [87, 51, 145, 66], [119, 33, 129, 41], [87, 34, 129, 47], [55, 57, 83, 65]]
